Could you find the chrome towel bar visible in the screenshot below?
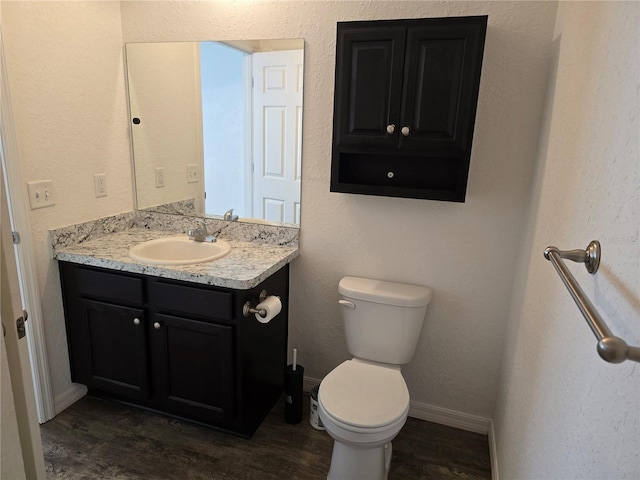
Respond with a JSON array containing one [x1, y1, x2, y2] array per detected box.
[[544, 241, 640, 364]]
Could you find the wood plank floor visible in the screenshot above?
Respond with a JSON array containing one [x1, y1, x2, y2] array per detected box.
[[41, 395, 491, 479]]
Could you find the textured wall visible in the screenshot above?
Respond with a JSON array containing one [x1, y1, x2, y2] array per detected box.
[[1, 2, 132, 400], [493, 2, 640, 478], [3, 1, 559, 420], [121, 0, 557, 418]]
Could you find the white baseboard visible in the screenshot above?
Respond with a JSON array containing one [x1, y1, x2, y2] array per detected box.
[[488, 420, 499, 480], [303, 375, 491, 435], [54, 383, 87, 415], [408, 400, 491, 434]]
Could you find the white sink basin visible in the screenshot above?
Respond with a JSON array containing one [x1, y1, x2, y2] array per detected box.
[[128, 235, 231, 265]]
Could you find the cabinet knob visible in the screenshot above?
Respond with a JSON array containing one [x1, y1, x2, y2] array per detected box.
[[386, 124, 396, 134], [387, 171, 395, 179], [153, 322, 161, 329], [401, 126, 410, 136], [133, 318, 141, 326]]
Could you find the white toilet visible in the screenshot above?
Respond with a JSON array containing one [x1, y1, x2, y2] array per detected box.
[[318, 276, 432, 480]]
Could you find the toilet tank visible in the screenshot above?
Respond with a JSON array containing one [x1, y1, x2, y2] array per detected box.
[[338, 277, 432, 365]]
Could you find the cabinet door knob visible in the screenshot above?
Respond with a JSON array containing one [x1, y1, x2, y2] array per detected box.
[[133, 318, 141, 326], [401, 126, 410, 136], [386, 124, 395, 134], [153, 322, 161, 329]]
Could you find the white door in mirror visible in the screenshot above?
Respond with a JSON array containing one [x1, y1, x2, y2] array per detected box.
[[252, 49, 303, 224]]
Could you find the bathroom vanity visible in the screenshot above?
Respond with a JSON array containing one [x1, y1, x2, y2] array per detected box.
[[54, 220, 298, 438]]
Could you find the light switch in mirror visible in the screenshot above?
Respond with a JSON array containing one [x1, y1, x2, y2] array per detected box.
[[125, 39, 304, 227]]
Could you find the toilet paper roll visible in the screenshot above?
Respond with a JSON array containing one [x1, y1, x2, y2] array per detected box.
[[255, 295, 282, 323]]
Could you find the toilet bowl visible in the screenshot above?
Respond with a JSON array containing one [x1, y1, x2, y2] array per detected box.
[[318, 276, 432, 480], [319, 359, 410, 479]]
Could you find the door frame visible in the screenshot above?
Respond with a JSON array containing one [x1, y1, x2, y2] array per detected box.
[[1, 159, 47, 479], [0, 27, 55, 423]]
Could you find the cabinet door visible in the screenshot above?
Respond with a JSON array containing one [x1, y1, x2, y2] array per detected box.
[[399, 20, 486, 152], [76, 299, 149, 400], [333, 25, 406, 147], [151, 314, 234, 421]]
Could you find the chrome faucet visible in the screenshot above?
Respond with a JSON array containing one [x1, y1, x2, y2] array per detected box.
[[187, 218, 217, 243], [223, 208, 239, 222]]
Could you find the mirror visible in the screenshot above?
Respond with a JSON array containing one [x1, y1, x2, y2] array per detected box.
[[125, 39, 304, 226]]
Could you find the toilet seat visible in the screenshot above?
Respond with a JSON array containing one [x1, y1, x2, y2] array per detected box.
[[319, 359, 410, 429]]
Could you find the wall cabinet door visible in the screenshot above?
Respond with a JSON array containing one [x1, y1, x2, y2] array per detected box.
[[399, 23, 486, 152], [150, 313, 234, 422], [333, 25, 406, 147], [76, 299, 149, 401]]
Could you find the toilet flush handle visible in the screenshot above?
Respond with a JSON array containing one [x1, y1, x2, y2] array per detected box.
[[338, 299, 356, 309]]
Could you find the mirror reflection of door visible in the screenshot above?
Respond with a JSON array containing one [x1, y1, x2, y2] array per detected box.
[[251, 50, 303, 225], [201, 45, 303, 224]]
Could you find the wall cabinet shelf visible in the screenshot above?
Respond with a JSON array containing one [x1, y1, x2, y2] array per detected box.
[[59, 261, 289, 438], [330, 16, 487, 202]]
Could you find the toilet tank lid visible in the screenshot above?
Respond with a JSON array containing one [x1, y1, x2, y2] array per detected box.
[[339, 276, 432, 307]]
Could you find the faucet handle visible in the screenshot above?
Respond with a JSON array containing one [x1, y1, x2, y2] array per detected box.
[[224, 209, 239, 221], [188, 218, 209, 241]]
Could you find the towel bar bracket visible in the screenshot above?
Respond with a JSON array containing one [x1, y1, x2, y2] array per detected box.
[[544, 240, 600, 274], [544, 240, 640, 364]]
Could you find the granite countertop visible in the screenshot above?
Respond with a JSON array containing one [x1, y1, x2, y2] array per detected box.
[[53, 228, 299, 290]]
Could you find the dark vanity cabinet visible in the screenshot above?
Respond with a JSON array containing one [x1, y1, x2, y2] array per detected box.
[[59, 261, 289, 437], [330, 16, 487, 202], [61, 267, 151, 401]]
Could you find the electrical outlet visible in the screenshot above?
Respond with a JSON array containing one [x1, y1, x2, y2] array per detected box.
[[187, 164, 199, 183], [27, 180, 55, 209], [155, 167, 165, 188], [93, 173, 107, 198]]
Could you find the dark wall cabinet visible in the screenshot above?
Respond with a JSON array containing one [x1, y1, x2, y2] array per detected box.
[[59, 262, 289, 437], [331, 16, 487, 202]]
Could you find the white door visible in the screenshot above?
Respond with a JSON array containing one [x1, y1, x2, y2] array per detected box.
[[0, 162, 46, 479], [252, 50, 303, 224], [1, 326, 26, 479]]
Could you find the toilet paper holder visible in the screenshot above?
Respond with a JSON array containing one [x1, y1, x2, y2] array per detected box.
[[243, 289, 269, 318]]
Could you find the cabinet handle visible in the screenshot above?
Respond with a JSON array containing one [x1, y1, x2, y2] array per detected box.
[[386, 124, 396, 134], [153, 322, 161, 329], [401, 126, 410, 136], [133, 318, 141, 326]]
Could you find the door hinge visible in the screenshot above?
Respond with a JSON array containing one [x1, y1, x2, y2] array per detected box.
[[12, 231, 20, 245], [16, 309, 28, 339]]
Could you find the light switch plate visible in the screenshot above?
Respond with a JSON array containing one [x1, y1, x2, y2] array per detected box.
[[27, 180, 55, 209], [155, 167, 165, 188], [93, 173, 107, 198], [187, 164, 199, 183]]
